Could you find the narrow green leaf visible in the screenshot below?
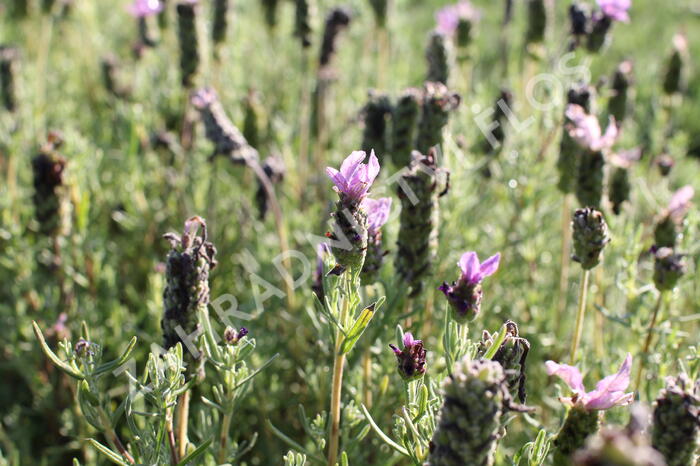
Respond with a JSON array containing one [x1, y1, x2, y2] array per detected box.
[[483, 323, 508, 360], [359, 404, 409, 457], [267, 421, 325, 464], [94, 337, 137, 376], [340, 304, 375, 354], [33, 321, 84, 380], [233, 353, 279, 390], [86, 439, 129, 466]]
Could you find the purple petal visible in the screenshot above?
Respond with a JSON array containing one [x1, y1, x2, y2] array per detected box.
[[458, 252, 479, 284], [363, 197, 392, 233], [545, 361, 586, 393], [403, 332, 415, 348], [339, 151, 367, 180], [476, 253, 501, 281], [325, 167, 347, 193], [591, 353, 632, 393], [389, 344, 401, 355], [365, 150, 380, 186]]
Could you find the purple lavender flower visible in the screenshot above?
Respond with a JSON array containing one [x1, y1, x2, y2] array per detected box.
[[326, 150, 380, 203], [439, 251, 500, 323], [362, 197, 391, 234], [128, 0, 163, 17], [435, 1, 481, 36], [546, 353, 634, 411], [597, 0, 630, 23], [565, 104, 618, 152], [389, 332, 427, 381]]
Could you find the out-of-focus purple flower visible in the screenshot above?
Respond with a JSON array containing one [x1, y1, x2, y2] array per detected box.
[[439, 252, 500, 323], [667, 185, 694, 223], [362, 197, 391, 234], [597, 0, 631, 23], [389, 332, 427, 381], [436, 1, 481, 36], [326, 150, 380, 202], [546, 353, 634, 411], [128, 0, 163, 17], [565, 104, 618, 151], [609, 147, 641, 169]]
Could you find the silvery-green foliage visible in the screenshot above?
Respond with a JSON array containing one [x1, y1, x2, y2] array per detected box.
[[513, 429, 553, 466]]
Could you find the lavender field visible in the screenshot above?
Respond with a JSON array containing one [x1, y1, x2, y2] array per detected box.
[[1, 0, 699, 464]]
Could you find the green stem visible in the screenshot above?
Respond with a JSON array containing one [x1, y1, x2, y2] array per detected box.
[[569, 268, 590, 364], [635, 292, 665, 393], [218, 411, 232, 464], [327, 275, 351, 466], [176, 390, 190, 459], [98, 408, 135, 465]]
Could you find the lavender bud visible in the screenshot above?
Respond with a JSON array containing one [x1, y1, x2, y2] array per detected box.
[[361, 91, 393, 161], [575, 149, 605, 209], [32, 133, 71, 237], [0, 45, 18, 112], [652, 247, 686, 292], [293, 0, 314, 49], [477, 321, 530, 403], [176, 1, 200, 87], [389, 332, 426, 381], [553, 407, 602, 466], [439, 280, 482, 323], [428, 359, 508, 466], [609, 167, 630, 215], [162, 216, 217, 377], [319, 7, 351, 68], [425, 31, 452, 85], [390, 88, 422, 167], [396, 150, 447, 297], [573, 427, 665, 466], [653, 216, 677, 249], [662, 34, 687, 96], [652, 375, 700, 466], [608, 60, 633, 126], [525, 0, 547, 45], [415, 82, 460, 155], [191, 87, 259, 163], [572, 207, 610, 270], [360, 229, 387, 284], [569, 3, 588, 41], [211, 0, 229, 45], [255, 155, 285, 220]]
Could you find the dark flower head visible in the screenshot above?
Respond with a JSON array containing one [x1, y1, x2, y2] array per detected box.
[[652, 246, 686, 292], [389, 332, 426, 381], [439, 251, 500, 323], [75, 339, 93, 358], [223, 326, 248, 345]]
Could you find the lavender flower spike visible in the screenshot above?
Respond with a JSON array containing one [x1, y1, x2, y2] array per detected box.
[[389, 332, 426, 381], [597, 0, 630, 23], [363, 197, 391, 234], [439, 252, 500, 323], [548, 354, 634, 465], [325, 150, 380, 203], [129, 0, 163, 16]]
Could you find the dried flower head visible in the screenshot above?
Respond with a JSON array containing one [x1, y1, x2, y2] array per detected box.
[[572, 208, 610, 269], [652, 246, 686, 292], [651, 374, 700, 466]]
